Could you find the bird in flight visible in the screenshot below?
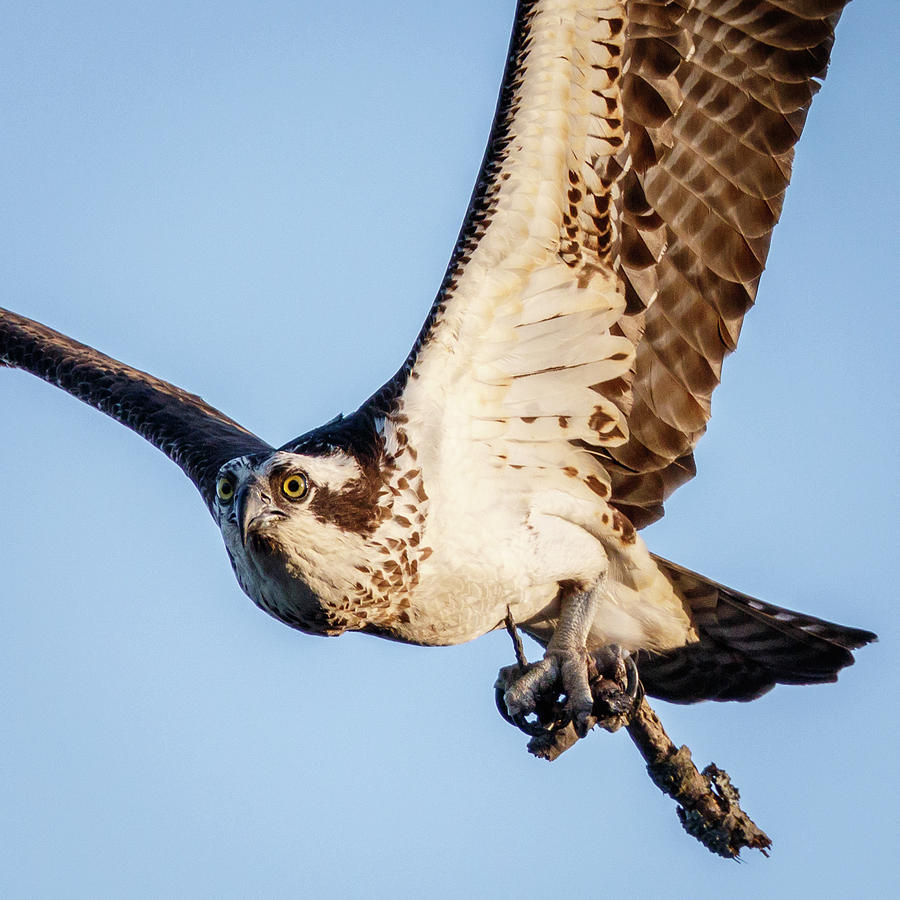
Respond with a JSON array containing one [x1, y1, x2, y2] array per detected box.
[[1, 0, 874, 742]]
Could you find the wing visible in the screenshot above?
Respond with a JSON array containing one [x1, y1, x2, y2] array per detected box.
[[1, 309, 272, 510], [371, 0, 847, 526]]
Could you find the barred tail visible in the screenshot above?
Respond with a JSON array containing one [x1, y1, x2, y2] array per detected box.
[[637, 556, 877, 704]]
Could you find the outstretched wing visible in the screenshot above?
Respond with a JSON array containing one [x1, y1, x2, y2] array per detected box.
[[1, 309, 272, 510], [372, 0, 847, 526]]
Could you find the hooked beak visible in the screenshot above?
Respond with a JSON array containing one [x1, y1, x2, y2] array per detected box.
[[235, 483, 284, 548]]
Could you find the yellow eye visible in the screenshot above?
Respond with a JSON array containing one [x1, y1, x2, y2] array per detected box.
[[282, 473, 309, 500], [216, 476, 235, 502]]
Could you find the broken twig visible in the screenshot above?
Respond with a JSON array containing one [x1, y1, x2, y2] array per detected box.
[[624, 697, 771, 858], [495, 622, 772, 859]]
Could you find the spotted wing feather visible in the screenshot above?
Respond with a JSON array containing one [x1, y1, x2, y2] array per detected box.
[[1, 308, 272, 510], [373, 0, 849, 528], [371, 1, 644, 506]]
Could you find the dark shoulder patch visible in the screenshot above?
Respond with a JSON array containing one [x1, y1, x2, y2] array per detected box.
[[280, 407, 384, 466]]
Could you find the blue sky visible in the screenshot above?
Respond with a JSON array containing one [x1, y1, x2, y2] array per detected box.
[[1, 2, 898, 897]]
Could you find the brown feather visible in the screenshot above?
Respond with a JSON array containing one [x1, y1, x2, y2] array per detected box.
[[638, 556, 877, 703], [607, 0, 848, 527], [0, 308, 271, 509]]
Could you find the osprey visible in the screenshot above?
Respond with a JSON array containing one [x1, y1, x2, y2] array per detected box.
[[0, 1, 875, 740]]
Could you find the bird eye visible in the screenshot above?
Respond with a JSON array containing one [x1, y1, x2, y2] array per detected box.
[[281, 473, 309, 500], [216, 476, 235, 503]]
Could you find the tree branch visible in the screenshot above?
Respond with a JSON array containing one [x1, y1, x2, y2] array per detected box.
[[623, 697, 771, 858], [495, 629, 772, 859]]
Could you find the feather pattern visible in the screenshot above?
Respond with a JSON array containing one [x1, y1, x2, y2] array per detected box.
[[0, 3, 873, 699], [638, 557, 877, 703], [608, 0, 847, 526], [375, 0, 849, 529]]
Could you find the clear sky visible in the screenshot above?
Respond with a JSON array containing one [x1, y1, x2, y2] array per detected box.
[[1, 2, 897, 897]]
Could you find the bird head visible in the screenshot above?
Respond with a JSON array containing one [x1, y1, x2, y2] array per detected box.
[[214, 451, 306, 555], [212, 448, 383, 629], [214, 448, 379, 551]]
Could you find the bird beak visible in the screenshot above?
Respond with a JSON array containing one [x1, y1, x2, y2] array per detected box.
[[235, 483, 279, 548]]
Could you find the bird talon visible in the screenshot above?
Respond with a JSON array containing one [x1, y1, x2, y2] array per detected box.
[[513, 711, 555, 737], [497, 648, 596, 738], [588, 646, 641, 731], [624, 653, 640, 701]]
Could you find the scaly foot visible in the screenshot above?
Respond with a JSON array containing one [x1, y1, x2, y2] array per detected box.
[[495, 642, 641, 743], [501, 645, 596, 738]]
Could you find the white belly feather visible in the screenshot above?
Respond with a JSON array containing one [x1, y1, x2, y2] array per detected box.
[[388, 445, 696, 652]]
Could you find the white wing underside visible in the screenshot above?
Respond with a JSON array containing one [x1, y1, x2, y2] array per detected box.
[[402, 2, 636, 512], [385, 0, 844, 531], [360, 0, 847, 649], [382, 2, 697, 652]]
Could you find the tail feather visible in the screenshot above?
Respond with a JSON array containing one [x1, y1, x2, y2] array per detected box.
[[638, 557, 877, 704]]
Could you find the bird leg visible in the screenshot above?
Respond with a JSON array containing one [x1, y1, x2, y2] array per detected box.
[[499, 587, 601, 739], [496, 639, 639, 755]]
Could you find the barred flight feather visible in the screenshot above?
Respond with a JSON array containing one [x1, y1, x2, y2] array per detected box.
[[1, 1, 873, 713], [373, 0, 848, 535], [638, 557, 876, 703]]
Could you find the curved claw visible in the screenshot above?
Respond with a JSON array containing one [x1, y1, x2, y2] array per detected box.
[[513, 711, 556, 737], [497, 649, 596, 738], [494, 679, 556, 736], [624, 653, 640, 701], [495, 629, 640, 741], [494, 667, 570, 737], [494, 679, 517, 727]]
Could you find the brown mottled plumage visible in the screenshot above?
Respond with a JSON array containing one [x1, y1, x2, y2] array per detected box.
[[0, 1, 874, 719]]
